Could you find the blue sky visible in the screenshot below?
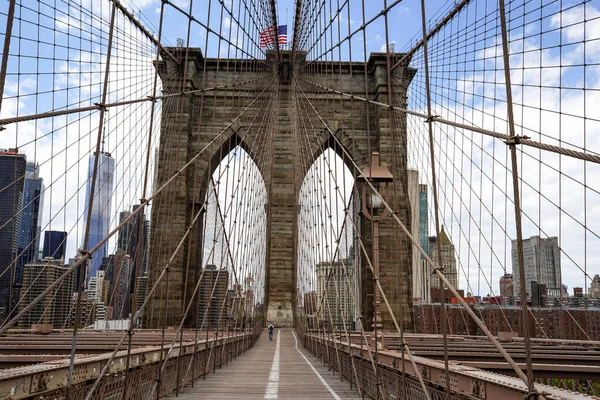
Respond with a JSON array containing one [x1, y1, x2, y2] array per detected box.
[[122, 0, 449, 57]]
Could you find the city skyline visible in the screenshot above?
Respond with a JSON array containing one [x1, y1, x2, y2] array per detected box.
[[0, 0, 595, 313], [0, 147, 587, 306]]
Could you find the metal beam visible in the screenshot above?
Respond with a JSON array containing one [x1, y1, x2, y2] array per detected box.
[[305, 333, 597, 400], [0, 332, 252, 400]]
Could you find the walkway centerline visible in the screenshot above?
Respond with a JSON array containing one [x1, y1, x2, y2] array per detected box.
[[264, 330, 281, 399]]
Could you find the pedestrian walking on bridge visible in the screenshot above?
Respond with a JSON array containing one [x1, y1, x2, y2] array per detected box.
[[268, 323, 274, 340]]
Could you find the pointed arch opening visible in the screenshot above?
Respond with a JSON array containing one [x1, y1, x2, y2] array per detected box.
[[296, 147, 360, 331], [196, 145, 267, 330]]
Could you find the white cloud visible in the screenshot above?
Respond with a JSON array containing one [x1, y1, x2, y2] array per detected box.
[[405, 2, 600, 296], [127, 0, 157, 11], [379, 41, 396, 52], [3, 0, 161, 269], [550, 3, 600, 43]]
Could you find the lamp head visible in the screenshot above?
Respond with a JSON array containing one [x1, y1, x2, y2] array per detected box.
[[359, 153, 393, 217], [358, 152, 394, 183], [370, 192, 384, 209]]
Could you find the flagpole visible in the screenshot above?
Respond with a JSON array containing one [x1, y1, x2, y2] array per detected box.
[[286, 8, 288, 50]]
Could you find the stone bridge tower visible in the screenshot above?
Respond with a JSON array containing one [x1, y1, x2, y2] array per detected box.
[[147, 49, 416, 330]]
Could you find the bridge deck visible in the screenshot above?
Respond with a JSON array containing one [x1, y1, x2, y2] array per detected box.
[[169, 329, 361, 399]]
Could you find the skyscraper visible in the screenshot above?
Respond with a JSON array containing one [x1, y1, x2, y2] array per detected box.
[[197, 265, 229, 329], [418, 184, 431, 301], [315, 258, 354, 330], [244, 290, 254, 319], [590, 275, 600, 298], [87, 268, 105, 302], [99, 253, 116, 318], [126, 205, 149, 279], [42, 230, 67, 260], [19, 258, 74, 328], [115, 254, 132, 319], [418, 184, 429, 256], [408, 170, 430, 302], [135, 274, 148, 324], [512, 236, 561, 298], [407, 171, 419, 296], [429, 227, 458, 290], [117, 211, 133, 252], [0, 149, 27, 319], [82, 151, 115, 279], [16, 162, 44, 286], [117, 205, 149, 314]]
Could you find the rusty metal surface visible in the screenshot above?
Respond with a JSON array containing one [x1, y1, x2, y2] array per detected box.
[[388, 333, 600, 371], [0, 330, 242, 354], [302, 332, 600, 400], [0, 330, 257, 400], [459, 361, 600, 380]]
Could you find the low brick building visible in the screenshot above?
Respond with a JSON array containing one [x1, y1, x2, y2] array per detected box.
[[415, 303, 600, 341]]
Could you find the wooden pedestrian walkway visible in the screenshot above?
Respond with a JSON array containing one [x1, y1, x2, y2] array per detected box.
[[169, 329, 362, 399]]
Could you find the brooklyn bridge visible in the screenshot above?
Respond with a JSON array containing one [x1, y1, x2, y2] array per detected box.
[[0, 0, 598, 398]]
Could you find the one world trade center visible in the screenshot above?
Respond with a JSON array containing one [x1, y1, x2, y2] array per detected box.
[[82, 150, 115, 280]]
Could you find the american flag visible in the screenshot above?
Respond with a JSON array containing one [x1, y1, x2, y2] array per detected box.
[[260, 25, 287, 48]]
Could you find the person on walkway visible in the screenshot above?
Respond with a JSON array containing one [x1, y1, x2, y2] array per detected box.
[[268, 323, 274, 340]]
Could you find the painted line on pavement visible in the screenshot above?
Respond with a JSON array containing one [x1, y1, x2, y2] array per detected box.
[[292, 330, 341, 400], [264, 330, 280, 399]]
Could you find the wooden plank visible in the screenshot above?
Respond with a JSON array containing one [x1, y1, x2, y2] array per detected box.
[[170, 329, 361, 399]]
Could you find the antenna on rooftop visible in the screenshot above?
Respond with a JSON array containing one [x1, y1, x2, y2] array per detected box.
[[101, 119, 106, 153]]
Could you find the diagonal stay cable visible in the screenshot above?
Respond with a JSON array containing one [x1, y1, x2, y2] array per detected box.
[[0, 75, 271, 127], [86, 80, 276, 397], [292, 75, 538, 391], [293, 81, 432, 399], [297, 77, 600, 165], [0, 77, 277, 336]]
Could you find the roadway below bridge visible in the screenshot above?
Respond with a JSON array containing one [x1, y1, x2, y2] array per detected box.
[[168, 329, 361, 399]]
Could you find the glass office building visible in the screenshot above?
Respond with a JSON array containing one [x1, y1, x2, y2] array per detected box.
[[0, 149, 27, 318], [16, 162, 44, 285], [82, 151, 115, 280]]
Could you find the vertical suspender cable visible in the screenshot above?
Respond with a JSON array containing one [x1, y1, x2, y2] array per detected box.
[[497, 0, 537, 397], [418, 0, 450, 397], [66, 1, 118, 397]]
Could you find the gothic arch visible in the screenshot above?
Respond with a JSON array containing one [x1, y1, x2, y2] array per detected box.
[[196, 126, 268, 205], [297, 128, 369, 195]]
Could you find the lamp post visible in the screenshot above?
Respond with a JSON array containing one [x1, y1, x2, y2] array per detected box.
[[358, 152, 393, 348], [358, 152, 393, 400]]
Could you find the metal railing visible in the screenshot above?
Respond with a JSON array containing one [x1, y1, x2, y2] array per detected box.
[[301, 331, 596, 400], [0, 325, 261, 400]]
